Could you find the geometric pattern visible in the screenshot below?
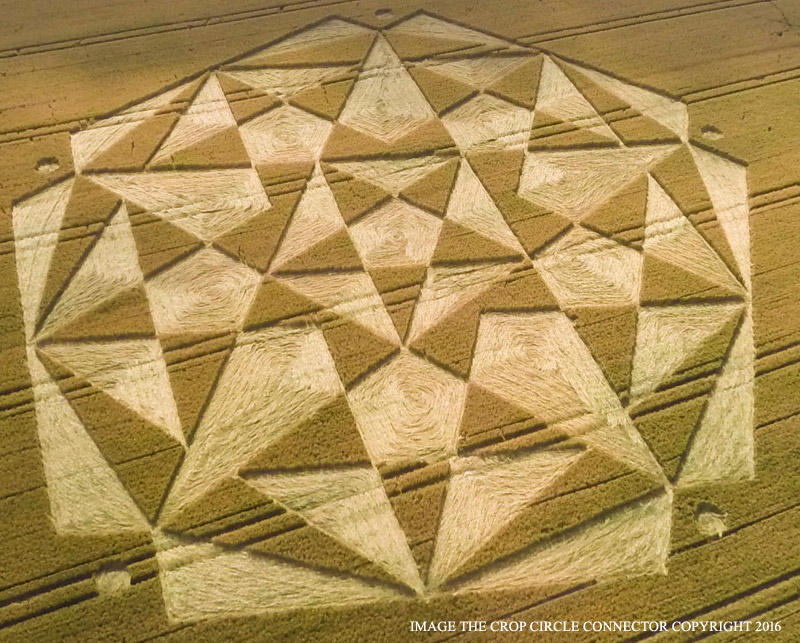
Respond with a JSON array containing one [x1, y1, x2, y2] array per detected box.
[[11, 13, 754, 622]]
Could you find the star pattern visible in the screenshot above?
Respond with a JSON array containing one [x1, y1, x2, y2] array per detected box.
[[12, 13, 754, 622]]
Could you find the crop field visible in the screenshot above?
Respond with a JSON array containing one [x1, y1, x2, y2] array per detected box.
[[0, 1, 799, 641]]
